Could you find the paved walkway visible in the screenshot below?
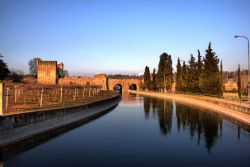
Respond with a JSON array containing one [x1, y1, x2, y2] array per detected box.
[[131, 91, 250, 126], [0, 98, 119, 148]]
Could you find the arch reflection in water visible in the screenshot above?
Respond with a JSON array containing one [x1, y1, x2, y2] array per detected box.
[[143, 96, 237, 152]]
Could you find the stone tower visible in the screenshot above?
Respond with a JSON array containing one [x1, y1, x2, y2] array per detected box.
[[37, 61, 57, 85]]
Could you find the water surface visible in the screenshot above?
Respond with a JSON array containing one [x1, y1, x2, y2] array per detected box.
[[1, 93, 249, 167]]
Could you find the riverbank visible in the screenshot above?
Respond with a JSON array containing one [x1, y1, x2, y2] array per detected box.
[[129, 90, 250, 126], [0, 95, 120, 149]]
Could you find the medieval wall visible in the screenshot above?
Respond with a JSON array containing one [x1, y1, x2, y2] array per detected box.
[[58, 76, 142, 91], [58, 75, 107, 90], [37, 61, 57, 85]]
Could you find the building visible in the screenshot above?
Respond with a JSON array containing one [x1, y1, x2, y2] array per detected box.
[[37, 60, 64, 85], [37, 60, 142, 91]]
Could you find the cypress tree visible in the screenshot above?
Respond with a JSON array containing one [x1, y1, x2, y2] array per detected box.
[[197, 49, 203, 92], [199, 42, 220, 95], [219, 60, 224, 96], [157, 53, 167, 90], [180, 61, 188, 92], [165, 54, 173, 91], [150, 68, 157, 90], [156, 53, 173, 92], [237, 64, 241, 100], [197, 49, 203, 75], [187, 54, 199, 93], [144, 66, 151, 90], [176, 58, 182, 92], [0, 54, 9, 80]]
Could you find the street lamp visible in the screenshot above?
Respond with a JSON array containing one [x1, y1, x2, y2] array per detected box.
[[234, 35, 250, 102]]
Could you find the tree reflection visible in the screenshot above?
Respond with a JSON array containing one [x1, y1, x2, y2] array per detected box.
[[143, 96, 224, 152], [143, 96, 151, 119], [176, 103, 222, 152], [143, 97, 173, 135], [157, 99, 173, 135]]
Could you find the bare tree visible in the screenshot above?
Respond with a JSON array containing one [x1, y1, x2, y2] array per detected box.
[[63, 70, 69, 77], [28, 57, 42, 76]]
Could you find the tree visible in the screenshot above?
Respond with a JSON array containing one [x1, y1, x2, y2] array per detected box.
[[63, 70, 69, 77], [144, 66, 151, 90], [165, 54, 173, 91], [7, 71, 23, 83], [157, 53, 167, 90], [150, 68, 157, 90], [237, 64, 241, 100], [197, 49, 203, 75], [187, 54, 199, 92], [180, 61, 188, 92], [199, 42, 220, 95], [156, 52, 173, 92], [219, 60, 224, 95], [176, 58, 182, 92], [197, 49, 203, 92], [0, 54, 10, 80], [28, 57, 42, 76]]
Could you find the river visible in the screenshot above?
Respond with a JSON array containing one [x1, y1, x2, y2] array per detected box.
[[1, 93, 249, 167]]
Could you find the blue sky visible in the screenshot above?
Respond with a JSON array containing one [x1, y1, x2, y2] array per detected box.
[[0, 0, 250, 76]]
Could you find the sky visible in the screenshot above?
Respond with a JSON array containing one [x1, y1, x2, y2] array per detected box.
[[0, 0, 250, 76]]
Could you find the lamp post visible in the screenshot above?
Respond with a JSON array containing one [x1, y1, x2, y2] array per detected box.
[[234, 35, 249, 102]]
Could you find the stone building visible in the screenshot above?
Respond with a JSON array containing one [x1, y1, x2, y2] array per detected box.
[[37, 60, 64, 85]]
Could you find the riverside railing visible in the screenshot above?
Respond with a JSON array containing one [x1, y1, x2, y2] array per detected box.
[[142, 89, 248, 104], [2, 83, 104, 114]]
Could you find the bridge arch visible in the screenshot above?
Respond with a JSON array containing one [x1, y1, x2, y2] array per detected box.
[[113, 84, 122, 93], [129, 84, 137, 90]]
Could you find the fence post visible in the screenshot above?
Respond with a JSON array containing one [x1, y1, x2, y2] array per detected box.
[[6, 87, 9, 112], [14, 85, 17, 103], [0, 81, 4, 115], [82, 88, 85, 99], [60, 87, 63, 103], [54, 88, 57, 102], [40, 88, 44, 106], [73, 88, 77, 101]]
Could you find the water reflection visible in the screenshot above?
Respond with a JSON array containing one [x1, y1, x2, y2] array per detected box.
[[143, 96, 248, 152], [0, 104, 118, 161], [1, 93, 249, 167]]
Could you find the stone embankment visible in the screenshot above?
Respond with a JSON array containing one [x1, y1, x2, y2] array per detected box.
[[0, 95, 120, 148], [130, 90, 250, 126]]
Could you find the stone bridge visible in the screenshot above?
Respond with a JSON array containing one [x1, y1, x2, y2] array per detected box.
[[58, 74, 143, 92]]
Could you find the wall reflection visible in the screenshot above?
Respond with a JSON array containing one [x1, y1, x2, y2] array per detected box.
[[142, 96, 248, 152]]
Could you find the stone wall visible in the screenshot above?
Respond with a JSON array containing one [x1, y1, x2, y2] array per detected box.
[[58, 75, 107, 90], [58, 76, 142, 91]]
